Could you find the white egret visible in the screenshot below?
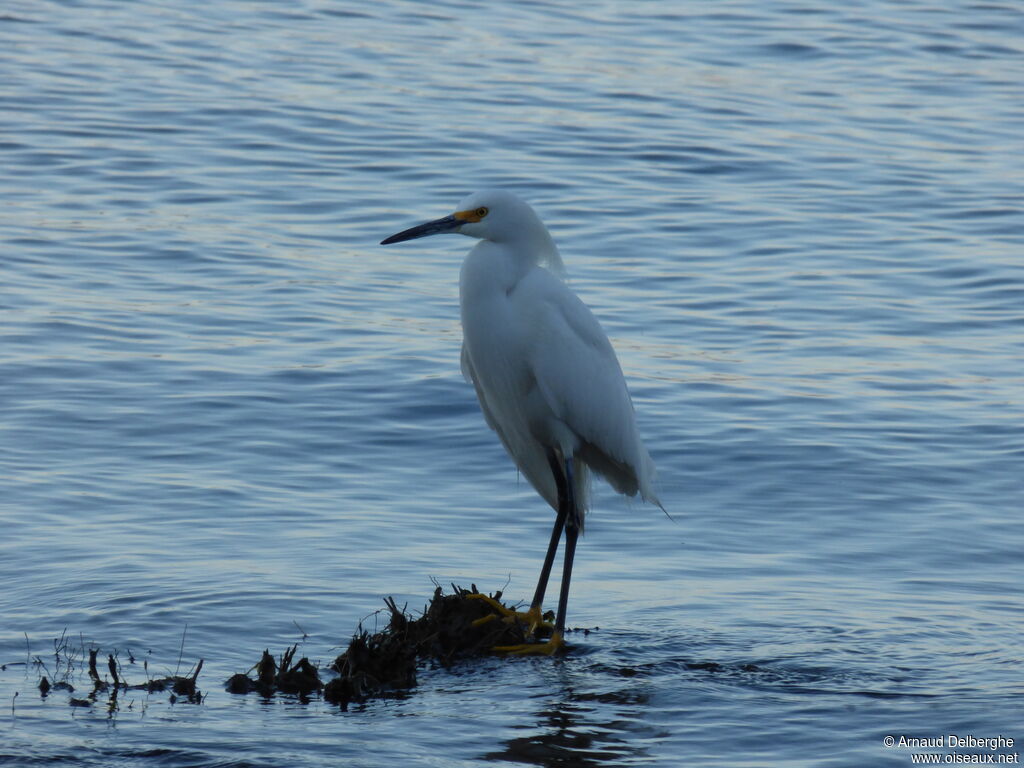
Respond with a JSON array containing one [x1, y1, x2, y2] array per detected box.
[[381, 190, 660, 654]]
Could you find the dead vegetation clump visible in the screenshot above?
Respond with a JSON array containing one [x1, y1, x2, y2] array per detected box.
[[227, 585, 542, 709], [20, 629, 205, 711], [10, 587, 554, 714], [324, 585, 532, 708], [225, 644, 322, 698]]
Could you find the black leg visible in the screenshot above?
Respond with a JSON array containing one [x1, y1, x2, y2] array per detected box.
[[531, 450, 569, 613], [490, 454, 578, 655], [553, 456, 580, 637], [554, 525, 578, 636]]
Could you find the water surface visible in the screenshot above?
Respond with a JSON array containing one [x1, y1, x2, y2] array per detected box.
[[2, 1, 1023, 766]]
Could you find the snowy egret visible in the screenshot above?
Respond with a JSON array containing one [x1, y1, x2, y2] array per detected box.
[[381, 190, 660, 654]]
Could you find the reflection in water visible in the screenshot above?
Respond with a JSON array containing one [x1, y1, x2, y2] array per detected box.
[[483, 663, 662, 766]]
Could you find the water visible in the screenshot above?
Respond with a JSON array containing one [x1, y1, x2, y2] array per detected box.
[[2, 0, 1022, 765]]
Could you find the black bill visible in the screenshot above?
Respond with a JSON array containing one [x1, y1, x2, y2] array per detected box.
[[380, 214, 461, 245]]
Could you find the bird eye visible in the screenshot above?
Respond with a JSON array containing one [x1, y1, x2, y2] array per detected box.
[[476, 207, 488, 218]]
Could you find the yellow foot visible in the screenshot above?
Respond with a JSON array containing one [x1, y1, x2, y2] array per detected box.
[[465, 594, 553, 633], [493, 632, 566, 656]]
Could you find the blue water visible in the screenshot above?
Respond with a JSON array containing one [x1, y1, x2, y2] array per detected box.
[[2, 1, 1023, 765]]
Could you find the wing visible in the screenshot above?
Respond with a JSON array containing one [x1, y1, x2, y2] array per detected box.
[[461, 342, 500, 434], [516, 269, 658, 504], [462, 337, 561, 510]]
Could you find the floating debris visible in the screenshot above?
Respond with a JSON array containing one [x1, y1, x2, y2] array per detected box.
[[325, 585, 536, 708], [22, 634, 204, 710], [16, 586, 553, 715], [228, 585, 547, 709], [226, 645, 322, 698]]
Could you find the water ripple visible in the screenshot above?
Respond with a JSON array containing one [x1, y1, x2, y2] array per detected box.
[[2, 0, 1023, 765]]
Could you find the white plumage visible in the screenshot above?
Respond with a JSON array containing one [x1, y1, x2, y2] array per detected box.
[[382, 189, 660, 652], [455, 191, 658, 523]]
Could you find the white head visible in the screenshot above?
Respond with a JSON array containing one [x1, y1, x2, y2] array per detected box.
[[381, 189, 564, 274]]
